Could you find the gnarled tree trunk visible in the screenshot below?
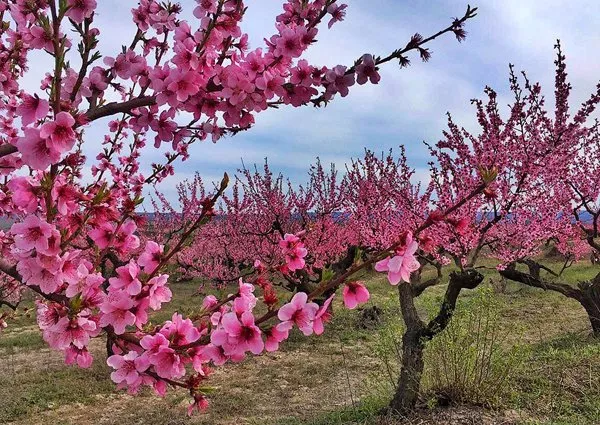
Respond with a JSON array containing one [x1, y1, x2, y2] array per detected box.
[[388, 269, 484, 415], [389, 282, 426, 413], [578, 277, 600, 336], [389, 327, 426, 412]]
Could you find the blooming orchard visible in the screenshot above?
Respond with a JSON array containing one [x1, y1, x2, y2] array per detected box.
[[0, 0, 478, 414], [152, 143, 489, 413], [159, 47, 600, 412]]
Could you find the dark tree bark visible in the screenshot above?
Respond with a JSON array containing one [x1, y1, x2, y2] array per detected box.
[[578, 276, 600, 335], [389, 281, 426, 413], [388, 269, 484, 415]]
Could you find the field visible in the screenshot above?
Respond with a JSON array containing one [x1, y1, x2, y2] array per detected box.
[[2, 260, 600, 425]]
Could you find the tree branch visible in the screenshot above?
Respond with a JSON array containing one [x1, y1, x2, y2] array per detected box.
[[85, 96, 156, 122], [0, 144, 17, 158], [499, 263, 582, 300], [422, 269, 484, 340]]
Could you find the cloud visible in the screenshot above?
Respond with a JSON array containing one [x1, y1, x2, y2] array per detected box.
[[17, 1, 600, 207]]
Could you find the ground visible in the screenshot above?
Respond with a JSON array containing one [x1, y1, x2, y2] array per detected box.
[[1, 260, 600, 424]]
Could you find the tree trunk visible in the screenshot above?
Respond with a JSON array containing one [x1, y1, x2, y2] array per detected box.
[[500, 263, 600, 337], [389, 327, 425, 413], [388, 281, 426, 415], [581, 300, 600, 335], [579, 277, 600, 336], [388, 270, 484, 415]]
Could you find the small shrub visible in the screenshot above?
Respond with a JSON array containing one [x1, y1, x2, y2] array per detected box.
[[367, 288, 526, 409], [422, 288, 527, 407]]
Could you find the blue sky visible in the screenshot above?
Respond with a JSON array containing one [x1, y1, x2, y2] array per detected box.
[[24, 1, 600, 204]]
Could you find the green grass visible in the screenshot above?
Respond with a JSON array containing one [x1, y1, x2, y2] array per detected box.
[[0, 331, 45, 350], [0, 356, 115, 421]]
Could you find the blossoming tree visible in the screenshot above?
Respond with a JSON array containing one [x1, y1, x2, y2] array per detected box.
[[0, 0, 479, 415], [495, 45, 600, 335], [381, 51, 586, 410], [158, 145, 490, 413]]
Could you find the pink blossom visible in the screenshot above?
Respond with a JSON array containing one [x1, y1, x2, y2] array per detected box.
[[18, 257, 63, 294], [264, 326, 289, 352], [104, 51, 147, 80], [65, 264, 104, 299], [40, 112, 77, 153], [313, 294, 335, 335], [147, 274, 172, 310], [447, 217, 470, 235], [327, 3, 347, 28], [356, 54, 381, 85], [231, 279, 257, 314], [89, 66, 109, 92], [16, 128, 61, 170], [99, 290, 136, 334], [109, 260, 142, 295], [17, 93, 49, 126], [151, 346, 186, 379], [138, 241, 163, 272], [243, 49, 266, 78], [290, 60, 314, 87], [160, 313, 201, 346], [193, 0, 217, 18], [277, 292, 319, 336], [36, 301, 64, 330], [51, 180, 80, 215], [88, 223, 115, 249], [342, 281, 370, 309], [28, 26, 55, 52], [325, 65, 355, 97], [150, 111, 177, 146], [66, 0, 97, 23], [107, 351, 150, 386], [211, 311, 264, 355], [47, 315, 97, 350], [11, 215, 54, 253], [166, 70, 201, 103], [375, 233, 420, 285], [275, 27, 303, 58], [255, 71, 285, 99], [202, 295, 218, 310], [285, 249, 307, 271], [113, 220, 140, 254], [65, 346, 93, 368], [7, 177, 39, 213], [131, 298, 150, 329], [140, 332, 170, 355], [279, 233, 308, 271], [188, 395, 209, 416], [197, 344, 228, 366]]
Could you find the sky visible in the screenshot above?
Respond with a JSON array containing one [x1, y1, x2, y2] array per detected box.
[[24, 1, 600, 205]]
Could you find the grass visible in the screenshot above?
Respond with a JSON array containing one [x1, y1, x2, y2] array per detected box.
[[0, 359, 115, 421], [1, 259, 599, 424], [0, 331, 45, 350]]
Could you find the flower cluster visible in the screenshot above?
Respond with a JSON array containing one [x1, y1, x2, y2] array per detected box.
[[279, 233, 308, 271]]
